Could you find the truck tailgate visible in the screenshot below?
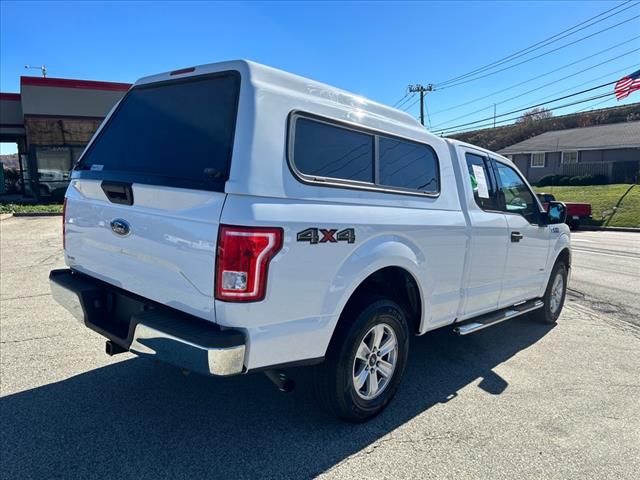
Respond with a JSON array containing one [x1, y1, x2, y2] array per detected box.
[[565, 202, 591, 217], [65, 179, 224, 321]]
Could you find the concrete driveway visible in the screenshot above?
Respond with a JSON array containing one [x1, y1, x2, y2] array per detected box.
[[1, 217, 639, 479]]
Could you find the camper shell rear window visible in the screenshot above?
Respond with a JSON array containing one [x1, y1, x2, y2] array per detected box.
[[74, 71, 240, 192]]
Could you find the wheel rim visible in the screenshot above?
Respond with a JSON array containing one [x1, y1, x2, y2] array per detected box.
[[352, 323, 398, 401], [550, 272, 564, 314]]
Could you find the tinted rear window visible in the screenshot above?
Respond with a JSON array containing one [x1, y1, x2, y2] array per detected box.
[[75, 71, 240, 191], [379, 137, 438, 193], [293, 118, 374, 183], [290, 115, 440, 196]]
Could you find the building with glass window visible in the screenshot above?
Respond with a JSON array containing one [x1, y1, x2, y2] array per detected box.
[[0, 76, 131, 200], [498, 121, 640, 184]]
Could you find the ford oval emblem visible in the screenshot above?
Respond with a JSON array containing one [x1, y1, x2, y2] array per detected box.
[[110, 218, 131, 237]]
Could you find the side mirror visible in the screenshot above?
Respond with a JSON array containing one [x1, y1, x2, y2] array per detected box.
[[547, 201, 567, 225]]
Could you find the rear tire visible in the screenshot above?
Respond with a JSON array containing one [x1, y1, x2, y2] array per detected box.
[[314, 297, 409, 422], [537, 262, 568, 324]]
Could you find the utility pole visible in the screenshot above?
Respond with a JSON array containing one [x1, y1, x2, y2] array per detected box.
[[493, 104, 496, 128], [408, 83, 434, 126]]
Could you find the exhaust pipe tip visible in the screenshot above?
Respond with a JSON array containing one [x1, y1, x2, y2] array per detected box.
[[105, 340, 127, 356], [264, 370, 296, 393]]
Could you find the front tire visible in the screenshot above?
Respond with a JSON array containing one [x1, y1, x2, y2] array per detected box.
[[314, 298, 410, 422], [537, 262, 568, 324]]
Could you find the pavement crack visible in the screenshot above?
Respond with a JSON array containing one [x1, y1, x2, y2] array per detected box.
[[1, 334, 62, 344], [1, 293, 51, 301]]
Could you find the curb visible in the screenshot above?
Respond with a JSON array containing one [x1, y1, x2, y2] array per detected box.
[[578, 225, 640, 233], [0, 213, 13, 221], [11, 212, 63, 217]]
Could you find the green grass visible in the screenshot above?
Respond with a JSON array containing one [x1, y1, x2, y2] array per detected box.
[[533, 184, 639, 228], [0, 203, 63, 214]]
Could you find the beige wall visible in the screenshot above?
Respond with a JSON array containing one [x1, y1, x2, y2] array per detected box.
[[0, 97, 23, 124], [20, 85, 127, 118], [0, 97, 25, 136]]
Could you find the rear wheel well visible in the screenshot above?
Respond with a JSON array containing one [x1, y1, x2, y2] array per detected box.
[[556, 248, 571, 269], [336, 267, 422, 337]]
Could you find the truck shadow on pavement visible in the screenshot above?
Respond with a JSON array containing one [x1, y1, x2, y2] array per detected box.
[[1, 316, 553, 479]]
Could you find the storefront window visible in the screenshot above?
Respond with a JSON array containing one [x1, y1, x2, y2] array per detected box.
[[19, 154, 33, 197], [35, 146, 72, 199], [71, 146, 86, 165]]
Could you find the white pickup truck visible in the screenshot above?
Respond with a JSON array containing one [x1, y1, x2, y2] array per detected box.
[[50, 60, 570, 421]]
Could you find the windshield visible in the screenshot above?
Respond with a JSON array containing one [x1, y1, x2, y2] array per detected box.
[[75, 71, 240, 191]]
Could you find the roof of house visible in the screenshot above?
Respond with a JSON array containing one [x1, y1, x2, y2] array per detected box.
[[498, 121, 640, 154]]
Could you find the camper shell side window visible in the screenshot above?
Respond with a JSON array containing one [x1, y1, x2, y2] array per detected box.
[[288, 113, 440, 197]]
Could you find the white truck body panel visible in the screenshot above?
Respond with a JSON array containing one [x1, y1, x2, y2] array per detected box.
[[60, 60, 571, 372], [65, 180, 225, 320]]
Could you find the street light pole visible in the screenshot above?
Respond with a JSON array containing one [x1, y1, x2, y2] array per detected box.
[[24, 65, 47, 78]]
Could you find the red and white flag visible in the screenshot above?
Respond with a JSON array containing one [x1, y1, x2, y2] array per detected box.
[[614, 69, 640, 100]]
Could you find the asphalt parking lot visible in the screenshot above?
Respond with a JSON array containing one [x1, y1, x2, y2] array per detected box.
[[1, 217, 639, 479]]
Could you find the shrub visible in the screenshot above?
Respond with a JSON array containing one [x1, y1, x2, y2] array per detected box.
[[537, 174, 563, 187], [3, 168, 21, 194], [568, 174, 609, 186], [538, 174, 609, 187], [558, 176, 571, 185], [568, 175, 585, 186]]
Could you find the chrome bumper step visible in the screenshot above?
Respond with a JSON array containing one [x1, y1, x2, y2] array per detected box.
[[454, 299, 544, 336]]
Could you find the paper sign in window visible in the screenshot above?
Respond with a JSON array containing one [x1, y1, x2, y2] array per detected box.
[[471, 165, 489, 199]]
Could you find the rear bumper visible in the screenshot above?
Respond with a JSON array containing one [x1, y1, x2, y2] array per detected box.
[[49, 269, 245, 376]]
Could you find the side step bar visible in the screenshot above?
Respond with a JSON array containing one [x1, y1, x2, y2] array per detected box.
[[454, 299, 544, 336]]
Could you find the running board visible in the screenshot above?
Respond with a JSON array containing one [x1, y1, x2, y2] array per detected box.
[[454, 299, 544, 336]]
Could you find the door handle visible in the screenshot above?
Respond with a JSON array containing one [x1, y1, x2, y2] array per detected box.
[[511, 232, 523, 243]]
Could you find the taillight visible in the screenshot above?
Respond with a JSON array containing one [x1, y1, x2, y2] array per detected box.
[[62, 197, 67, 250], [215, 225, 283, 302]]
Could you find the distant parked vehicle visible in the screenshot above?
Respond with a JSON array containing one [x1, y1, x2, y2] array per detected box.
[[537, 193, 591, 230], [38, 169, 71, 199]]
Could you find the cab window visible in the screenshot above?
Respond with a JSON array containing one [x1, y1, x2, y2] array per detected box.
[[465, 153, 498, 210], [495, 161, 539, 224]]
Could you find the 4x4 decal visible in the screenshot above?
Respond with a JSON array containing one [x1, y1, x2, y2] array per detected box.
[[297, 228, 356, 244]]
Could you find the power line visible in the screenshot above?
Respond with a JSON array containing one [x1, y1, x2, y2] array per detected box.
[[576, 96, 616, 113], [431, 46, 640, 129], [440, 92, 617, 135], [438, 91, 615, 134], [392, 91, 409, 107], [434, 83, 619, 134], [430, 35, 640, 116], [425, 102, 432, 129], [507, 62, 639, 111], [576, 95, 618, 112], [435, 0, 638, 87], [395, 92, 416, 109], [436, 13, 640, 91], [401, 94, 420, 112]]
